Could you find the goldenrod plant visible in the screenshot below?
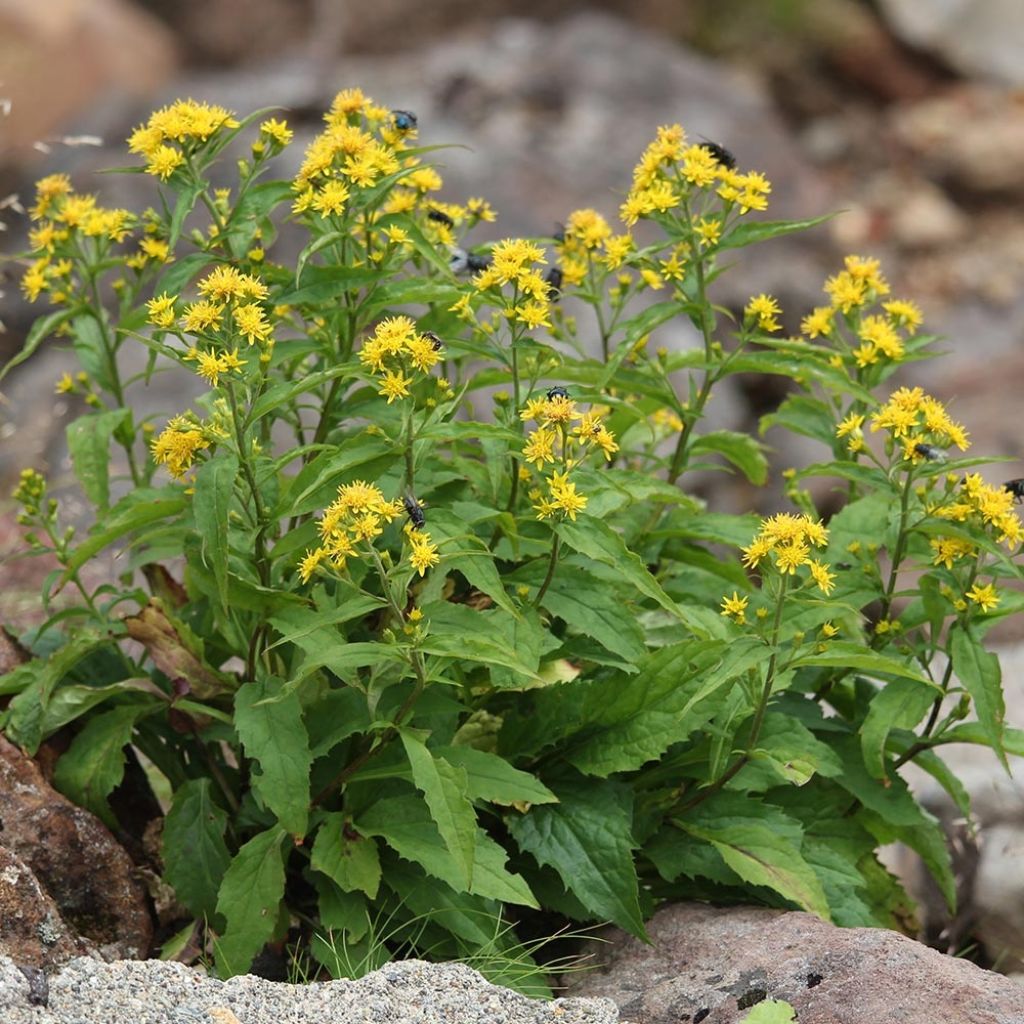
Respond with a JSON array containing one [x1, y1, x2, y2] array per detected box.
[[3, 89, 1022, 986]]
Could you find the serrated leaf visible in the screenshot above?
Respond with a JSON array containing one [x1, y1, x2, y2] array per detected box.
[[675, 815, 830, 919], [434, 745, 558, 807], [163, 779, 231, 921], [356, 795, 536, 906], [506, 776, 645, 937], [536, 567, 646, 663], [192, 454, 239, 614], [950, 623, 1007, 771], [52, 704, 146, 828], [689, 430, 768, 485], [234, 676, 311, 837], [311, 813, 382, 898], [214, 827, 287, 977], [400, 729, 476, 890], [563, 637, 764, 777], [555, 515, 680, 619], [860, 678, 936, 779], [424, 510, 516, 615]]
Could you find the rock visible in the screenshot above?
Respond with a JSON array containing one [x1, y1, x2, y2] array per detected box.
[[0, 955, 620, 1024], [877, 0, 1024, 88], [569, 902, 1024, 1024], [0, 735, 152, 960], [0, 0, 177, 167], [889, 85, 1024, 195], [0, 846, 91, 967]]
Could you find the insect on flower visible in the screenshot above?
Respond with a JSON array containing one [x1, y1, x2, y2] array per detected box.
[[427, 208, 454, 228], [403, 493, 426, 529], [914, 443, 946, 462], [449, 247, 492, 274], [421, 330, 443, 351], [1004, 478, 1024, 504], [392, 109, 418, 131], [546, 385, 570, 401], [699, 139, 736, 170], [544, 266, 564, 298]]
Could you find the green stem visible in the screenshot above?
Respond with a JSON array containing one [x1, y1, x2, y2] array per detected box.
[[879, 469, 916, 623], [675, 576, 788, 813], [533, 533, 561, 607]]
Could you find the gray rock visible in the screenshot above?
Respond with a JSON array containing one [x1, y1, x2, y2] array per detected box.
[[0, 955, 620, 1024], [569, 902, 1024, 1023], [877, 0, 1024, 88]]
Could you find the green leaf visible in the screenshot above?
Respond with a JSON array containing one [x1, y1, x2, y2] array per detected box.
[[536, 567, 646, 663], [860, 679, 936, 779], [555, 515, 680, 619], [597, 300, 680, 389], [356, 796, 536, 907], [760, 394, 836, 447], [59, 488, 187, 585], [434, 746, 558, 807], [739, 713, 843, 789], [788, 643, 935, 685], [563, 638, 763, 777], [163, 779, 231, 921], [740, 1000, 798, 1024], [234, 676, 311, 837], [425, 510, 516, 615], [716, 213, 833, 252], [506, 776, 645, 938], [675, 813, 830, 919], [950, 623, 1007, 771], [66, 410, 129, 512], [52, 704, 146, 828], [311, 813, 382, 899], [154, 251, 212, 297], [214, 827, 288, 977], [192, 454, 239, 614], [0, 308, 75, 383], [400, 729, 476, 890], [689, 430, 768, 485]]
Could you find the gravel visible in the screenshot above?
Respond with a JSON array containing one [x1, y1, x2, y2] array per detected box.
[[0, 956, 621, 1024]]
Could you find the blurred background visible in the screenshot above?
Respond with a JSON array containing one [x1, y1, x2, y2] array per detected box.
[[3, 0, 1024, 973]]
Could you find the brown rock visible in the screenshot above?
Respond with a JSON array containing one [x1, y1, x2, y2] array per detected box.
[[569, 902, 1024, 1024], [0, 736, 152, 959], [0, 0, 177, 166], [0, 845, 90, 967]]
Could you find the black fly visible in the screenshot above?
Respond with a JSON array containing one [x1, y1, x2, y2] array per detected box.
[[403, 494, 426, 529], [427, 208, 454, 228], [1004, 479, 1024, 504], [700, 139, 736, 170]]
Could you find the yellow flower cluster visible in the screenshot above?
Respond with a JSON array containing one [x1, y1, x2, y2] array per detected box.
[[741, 513, 835, 594], [21, 174, 137, 304], [744, 294, 782, 333], [520, 393, 619, 522], [555, 209, 634, 287], [868, 386, 969, 457], [934, 473, 1023, 549], [619, 124, 771, 227], [299, 480, 440, 582], [128, 99, 240, 179], [358, 316, 445, 403], [470, 238, 555, 331], [292, 87, 439, 222], [151, 415, 211, 479], [800, 256, 925, 371]]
